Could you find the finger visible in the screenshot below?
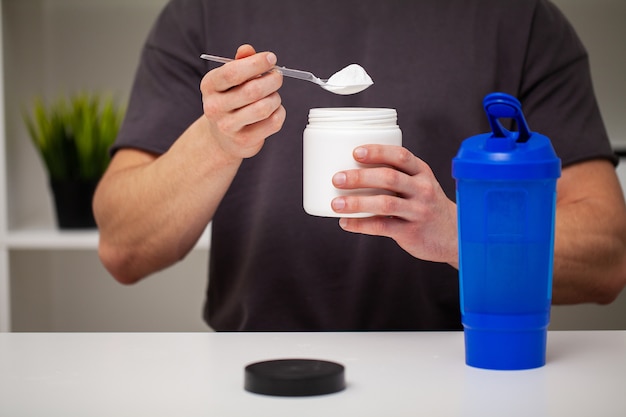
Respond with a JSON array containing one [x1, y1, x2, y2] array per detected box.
[[352, 145, 429, 176], [238, 104, 287, 143], [218, 92, 284, 136], [211, 104, 286, 160], [338, 215, 406, 238], [200, 44, 257, 97], [331, 193, 414, 219], [202, 70, 283, 126], [332, 166, 415, 198], [235, 44, 256, 59], [205, 51, 278, 93], [225, 70, 284, 112]]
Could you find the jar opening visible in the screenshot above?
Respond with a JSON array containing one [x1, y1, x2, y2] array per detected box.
[[307, 107, 397, 127]]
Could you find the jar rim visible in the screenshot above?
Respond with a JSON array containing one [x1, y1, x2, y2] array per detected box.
[[308, 108, 397, 126]]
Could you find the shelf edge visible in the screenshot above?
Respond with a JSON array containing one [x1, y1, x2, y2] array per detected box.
[[3, 229, 210, 251]]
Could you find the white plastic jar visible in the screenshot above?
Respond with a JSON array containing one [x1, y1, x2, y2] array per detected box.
[[303, 107, 402, 217]]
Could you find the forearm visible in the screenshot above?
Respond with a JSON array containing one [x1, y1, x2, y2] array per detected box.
[[551, 161, 626, 304], [94, 116, 241, 284]]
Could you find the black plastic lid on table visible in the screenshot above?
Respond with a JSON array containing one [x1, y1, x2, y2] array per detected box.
[[244, 359, 346, 397]]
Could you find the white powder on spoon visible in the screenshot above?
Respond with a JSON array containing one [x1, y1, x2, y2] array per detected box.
[[324, 64, 373, 95]]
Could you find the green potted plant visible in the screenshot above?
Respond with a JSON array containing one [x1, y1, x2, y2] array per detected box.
[[23, 92, 124, 229]]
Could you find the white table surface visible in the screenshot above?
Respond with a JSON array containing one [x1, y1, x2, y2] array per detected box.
[[0, 331, 624, 417]]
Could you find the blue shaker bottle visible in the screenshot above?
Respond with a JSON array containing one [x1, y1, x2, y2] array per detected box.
[[452, 93, 561, 370]]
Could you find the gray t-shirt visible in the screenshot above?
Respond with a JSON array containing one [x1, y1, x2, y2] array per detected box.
[[114, 0, 615, 331]]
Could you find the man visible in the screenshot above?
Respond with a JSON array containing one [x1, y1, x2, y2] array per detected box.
[[93, 0, 626, 331]]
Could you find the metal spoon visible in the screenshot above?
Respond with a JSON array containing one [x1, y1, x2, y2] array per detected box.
[[200, 54, 372, 95]]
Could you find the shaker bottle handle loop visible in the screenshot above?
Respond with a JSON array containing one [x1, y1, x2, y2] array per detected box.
[[483, 93, 532, 143]]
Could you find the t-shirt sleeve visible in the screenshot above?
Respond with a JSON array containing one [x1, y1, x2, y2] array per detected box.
[[111, 0, 208, 156], [519, 0, 616, 167]]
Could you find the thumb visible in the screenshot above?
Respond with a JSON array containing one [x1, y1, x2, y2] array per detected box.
[[235, 44, 256, 59]]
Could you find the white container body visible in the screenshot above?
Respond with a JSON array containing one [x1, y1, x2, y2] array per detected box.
[[303, 108, 402, 217]]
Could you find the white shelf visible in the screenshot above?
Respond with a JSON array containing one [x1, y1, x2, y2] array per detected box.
[[4, 227, 210, 251], [5, 228, 99, 250]]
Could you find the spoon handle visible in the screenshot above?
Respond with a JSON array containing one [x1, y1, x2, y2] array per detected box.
[[200, 54, 325, 85], [200, 54, 233, 65]]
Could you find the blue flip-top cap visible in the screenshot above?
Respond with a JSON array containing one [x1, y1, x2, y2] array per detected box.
[[452, 93, 561, 181]]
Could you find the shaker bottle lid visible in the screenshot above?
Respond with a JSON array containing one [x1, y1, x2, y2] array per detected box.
[[244, 358, 346, 397], [452, 93, 561, 180]]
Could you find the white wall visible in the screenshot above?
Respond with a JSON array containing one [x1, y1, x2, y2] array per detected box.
[[552, 0, 626, 147]]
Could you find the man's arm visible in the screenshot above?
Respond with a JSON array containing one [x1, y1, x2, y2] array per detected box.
[[552, 159, 626, 304], [93, 118, 240, 285], [93, 46, 285, 284]]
